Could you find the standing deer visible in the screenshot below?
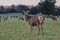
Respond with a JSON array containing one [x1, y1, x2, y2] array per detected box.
[[23, 10, 45, 35], [3, 16, 8, 22]]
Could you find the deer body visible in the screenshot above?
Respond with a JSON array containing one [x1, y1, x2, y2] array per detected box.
[[23, 11, 45, 35]]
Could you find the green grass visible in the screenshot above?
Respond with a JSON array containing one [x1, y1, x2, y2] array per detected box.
[[0, 18, 60, 40]]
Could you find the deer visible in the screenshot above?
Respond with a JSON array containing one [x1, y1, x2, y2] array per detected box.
[[23, 10, 45, 35], [50, 15, 57, 22], [18, 17, 24, 22], [3, 16, 8, 22]]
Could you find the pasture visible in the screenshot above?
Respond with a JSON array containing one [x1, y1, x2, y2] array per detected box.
[[0, 18, 60, 40]]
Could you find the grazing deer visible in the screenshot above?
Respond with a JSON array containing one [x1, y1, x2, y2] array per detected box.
[[23, 10, 45, 35], [50, 15, 57, 22], [3, 16, 8, 22], [18, 17, 24, 21]]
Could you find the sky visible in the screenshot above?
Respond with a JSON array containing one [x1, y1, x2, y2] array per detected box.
[[0, 0, 60, 6]]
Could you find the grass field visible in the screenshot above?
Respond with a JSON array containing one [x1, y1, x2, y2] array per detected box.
[[0, 18, 60, 40]]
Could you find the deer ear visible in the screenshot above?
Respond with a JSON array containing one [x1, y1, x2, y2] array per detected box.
[[23, 10, 26, 15], [23, 10, 25, 13]]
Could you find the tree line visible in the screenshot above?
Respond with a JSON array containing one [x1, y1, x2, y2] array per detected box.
[[0, 0, 60, 15], [0, 5, 29, 13]]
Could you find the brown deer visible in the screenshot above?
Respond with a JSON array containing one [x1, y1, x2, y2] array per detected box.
[[50, 15, 57, 22], [3, 16, 8, 22], [23, 10, 45, 35], [0, 19, 1, 22], [18, 17, 24, 21]]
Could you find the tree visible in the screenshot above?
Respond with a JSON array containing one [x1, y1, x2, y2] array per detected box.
[[0, 5, 4, 13], [28, 6, 39, 15], [39, 0, 56, 15], [10, 5, 17, 13], [16, 4, 28, 13]]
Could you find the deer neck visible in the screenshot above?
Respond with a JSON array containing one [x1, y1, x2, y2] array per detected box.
[[25, 15, 31, 22]]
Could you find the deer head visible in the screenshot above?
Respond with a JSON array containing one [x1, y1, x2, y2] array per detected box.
[[23, 10, 29, 16]]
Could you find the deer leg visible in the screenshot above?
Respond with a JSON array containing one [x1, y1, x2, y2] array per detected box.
[[41, 24, 44, 35], [4, 20, 6, 21], [56, 19, 57, 22], [0, 19, 1, 22], [30, 25, 33, 33], [38, 25, 40, 35], [6, 19, 7, 21]]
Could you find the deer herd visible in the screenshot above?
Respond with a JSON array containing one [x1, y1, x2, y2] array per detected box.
[[0, 10, 58, 35]]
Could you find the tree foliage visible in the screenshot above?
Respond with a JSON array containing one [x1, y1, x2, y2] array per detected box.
[[39, 0, 56, 15]]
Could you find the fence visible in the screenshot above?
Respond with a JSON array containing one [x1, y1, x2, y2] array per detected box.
[[0, 13, 60, 19]]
